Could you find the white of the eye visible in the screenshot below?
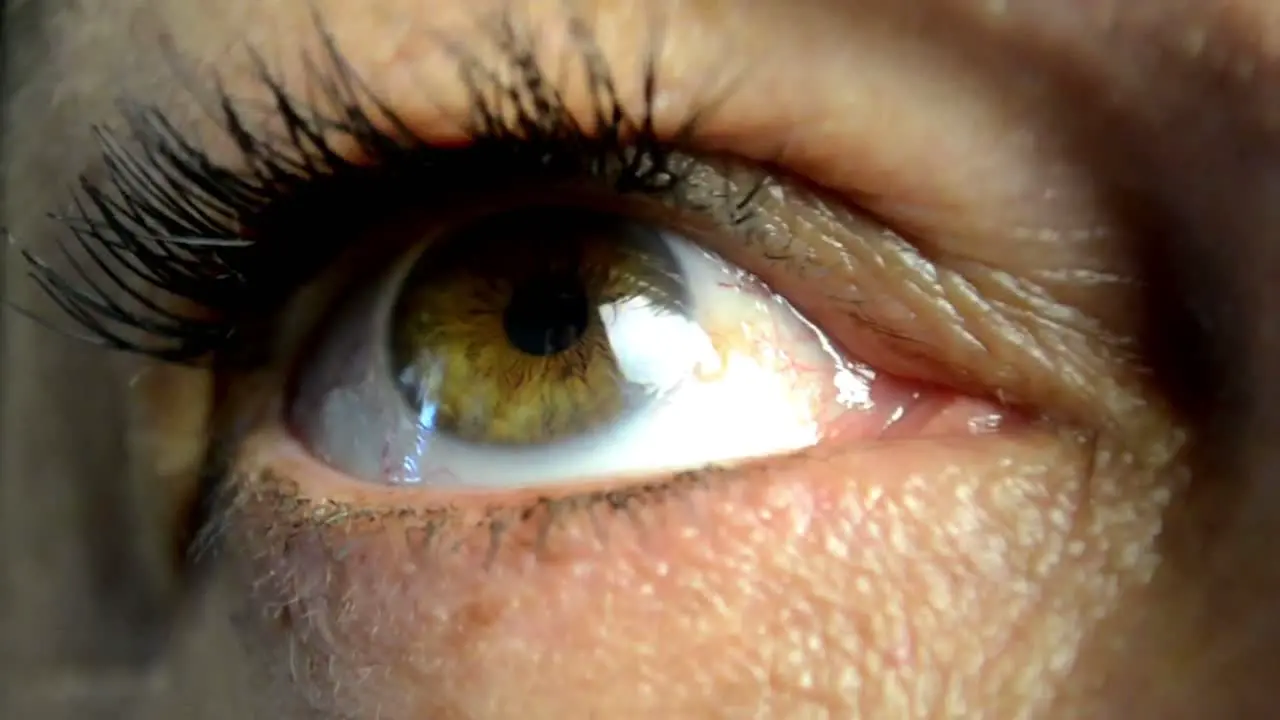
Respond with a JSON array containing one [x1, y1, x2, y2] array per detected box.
[[296, 229, 876, 489], [598, 294, 715, 397]]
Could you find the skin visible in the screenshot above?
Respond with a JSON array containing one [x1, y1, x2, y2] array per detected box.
[[4, 0, 1280, 718]]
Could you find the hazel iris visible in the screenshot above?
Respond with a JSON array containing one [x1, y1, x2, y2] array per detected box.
[[389, 206, 689, 445]]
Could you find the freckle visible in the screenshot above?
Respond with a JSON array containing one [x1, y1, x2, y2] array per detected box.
[[457, 598, 504, 634]]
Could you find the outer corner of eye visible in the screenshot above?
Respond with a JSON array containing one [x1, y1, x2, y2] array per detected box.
[[270, 203, 1018, 503]]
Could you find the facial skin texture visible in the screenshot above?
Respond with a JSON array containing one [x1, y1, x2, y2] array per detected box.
[[5, 0, 1280, 718]]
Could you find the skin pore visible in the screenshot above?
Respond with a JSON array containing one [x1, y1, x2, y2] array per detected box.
[[5, 0, 1280, 718]]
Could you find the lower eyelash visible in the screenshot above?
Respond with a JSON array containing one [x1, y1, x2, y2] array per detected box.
[[16, 10, 723, 365], [190, 454, 725, 571]]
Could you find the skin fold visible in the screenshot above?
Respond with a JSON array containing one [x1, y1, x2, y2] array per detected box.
[[3, 0, 1280, 718]]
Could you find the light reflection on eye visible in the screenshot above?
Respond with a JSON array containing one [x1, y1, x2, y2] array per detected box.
[[290, 204, 925, 490]]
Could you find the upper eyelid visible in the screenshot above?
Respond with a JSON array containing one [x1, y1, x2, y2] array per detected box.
[[10, 14, 784, 365], [0, 11, 742, 360], [9, 9, 1153, 399]]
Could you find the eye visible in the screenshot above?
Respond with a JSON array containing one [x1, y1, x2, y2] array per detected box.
[[20, 15, 1024, 530], [291, 204, 914, 489]]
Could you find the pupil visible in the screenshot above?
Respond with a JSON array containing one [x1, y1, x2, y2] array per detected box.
[[504, 272, 591, 356]]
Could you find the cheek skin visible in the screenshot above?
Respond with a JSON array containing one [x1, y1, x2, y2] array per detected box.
[[211, 428, 1181, 719]]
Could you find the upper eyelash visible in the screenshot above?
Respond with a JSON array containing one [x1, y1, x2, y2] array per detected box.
[[15, 13, 720, 364]]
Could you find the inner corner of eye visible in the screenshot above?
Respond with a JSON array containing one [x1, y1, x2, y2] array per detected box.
[[271, 204, 1011, 494]]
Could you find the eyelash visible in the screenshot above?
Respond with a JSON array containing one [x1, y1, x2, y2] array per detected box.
[[21, 15, 755, 366]]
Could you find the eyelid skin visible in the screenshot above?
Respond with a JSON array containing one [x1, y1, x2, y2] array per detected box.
[[208, 416, 1175, 718]]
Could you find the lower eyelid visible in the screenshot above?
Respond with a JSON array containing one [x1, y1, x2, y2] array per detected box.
[[211, 422, 1134, 718], [220, 421, 1077, 572]]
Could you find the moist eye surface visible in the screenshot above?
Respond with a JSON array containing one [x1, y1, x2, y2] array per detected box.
[[288, 199, 915, 490]]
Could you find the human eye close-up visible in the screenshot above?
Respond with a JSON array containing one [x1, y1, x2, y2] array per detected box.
[[6, 1, 1280, 719]]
